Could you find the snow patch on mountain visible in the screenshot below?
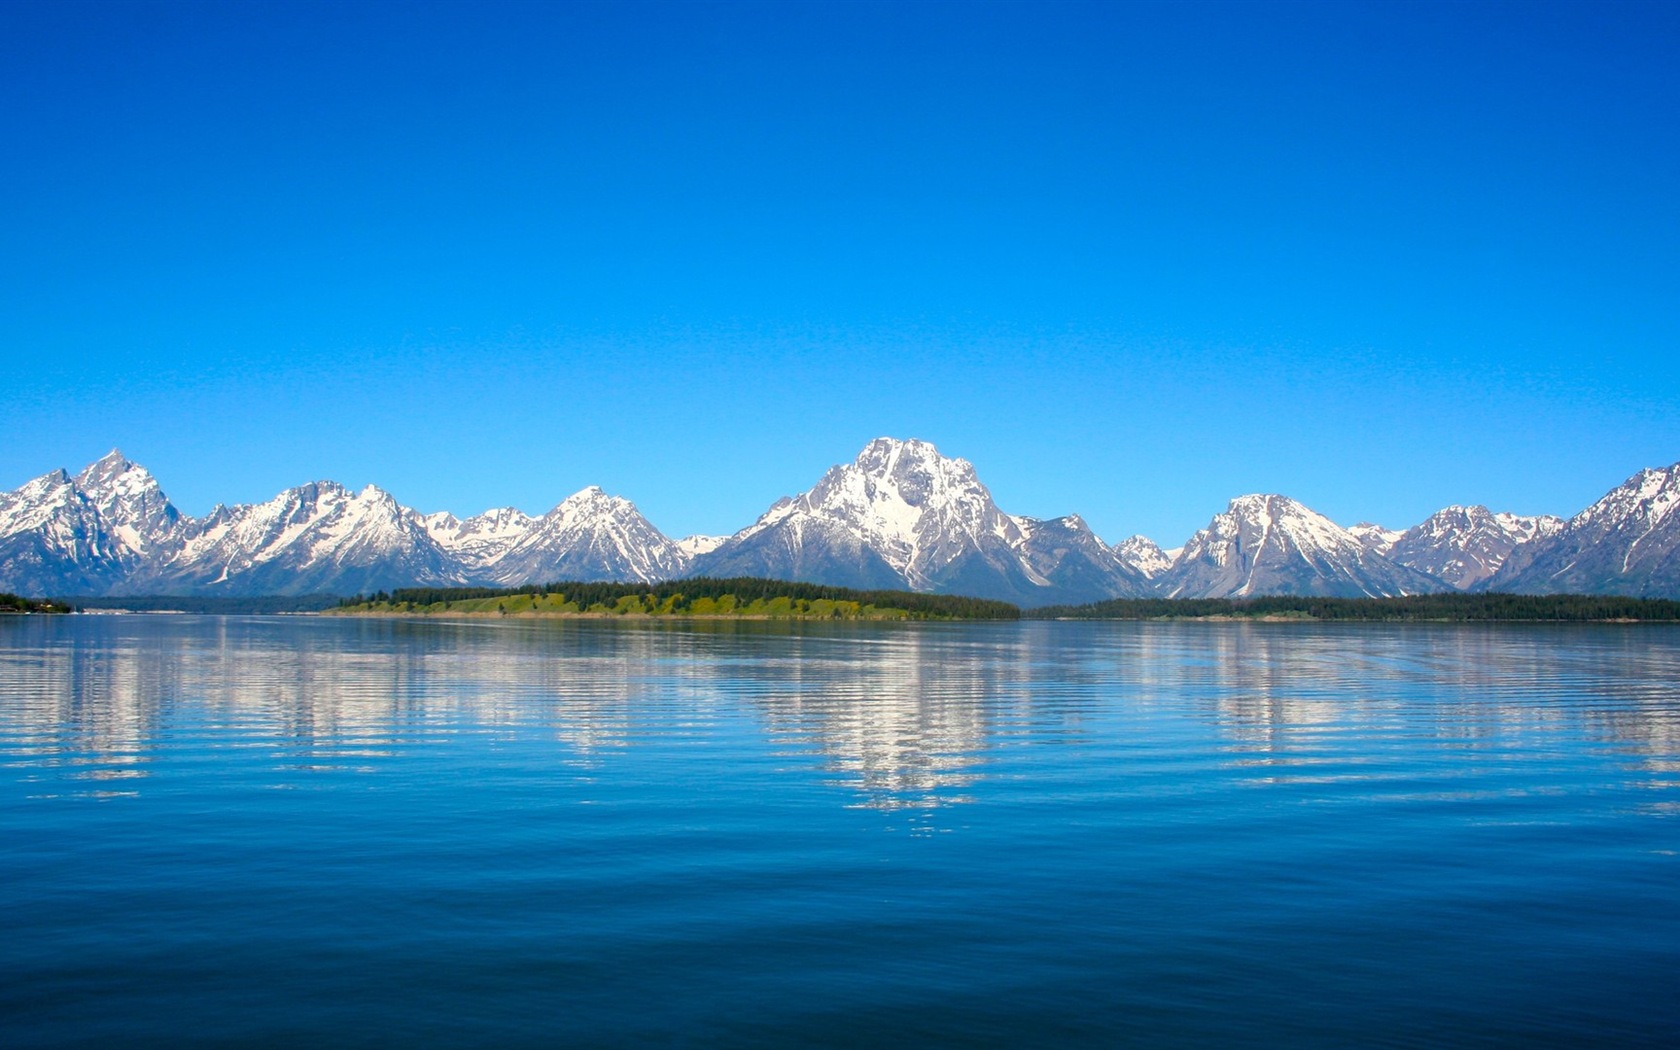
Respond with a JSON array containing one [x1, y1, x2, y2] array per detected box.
[[1162, 494, 1445, 599], [484, 486, 687, 585], [134, 480, 463, 595], [1387, 505, 1563, 590], [1114, 535, 1174, 578], [1487, 464, 1680, 596], [426, 506, 535, 571], [676, 534, 727, 559], [1348, 522, 1402, 554], [695, 438, 1148, 605]]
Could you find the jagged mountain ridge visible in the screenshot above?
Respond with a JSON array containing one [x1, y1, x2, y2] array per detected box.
[[5, 443, 1680, 602], [690, 438, 1152, 605], [424, 506, 536, 572], [0, 451, 190, 595], [129, 481, 466, 597], [1, 452, 688, 597], [1114, 535, 1173, 578], [1484, 465, 1680, 597], [481, 486, 689, 586], [1386, 506, 1563, 590], [0, 467, 135, 595], [1160, 494, 1446, 599]]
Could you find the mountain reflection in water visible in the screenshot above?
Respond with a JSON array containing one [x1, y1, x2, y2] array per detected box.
[[5, 616, 1679, 811], [5, 615, 1680, 1047]]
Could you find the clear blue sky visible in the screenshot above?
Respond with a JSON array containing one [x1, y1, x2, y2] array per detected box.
[[4, 0, 1676, 546]]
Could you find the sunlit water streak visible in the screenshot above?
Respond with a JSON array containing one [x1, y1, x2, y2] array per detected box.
[[2, 615, 1678, 1046]]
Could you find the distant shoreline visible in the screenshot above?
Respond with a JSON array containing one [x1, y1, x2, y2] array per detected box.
[[38, 588, 1680, 625], [324, 608, 906, 622], [1025, 593, 1680, 623]]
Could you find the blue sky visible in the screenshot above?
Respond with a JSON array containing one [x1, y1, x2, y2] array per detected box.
[[3, 0, 1676, 546]]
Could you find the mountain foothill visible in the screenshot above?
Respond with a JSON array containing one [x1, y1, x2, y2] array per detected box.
[[3, 440, 1677, 605]]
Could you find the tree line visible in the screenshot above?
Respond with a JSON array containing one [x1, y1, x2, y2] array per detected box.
[[340, 577, 1021, 621], [0, 593, 74, 614], [1025, 593, 1680, 622]]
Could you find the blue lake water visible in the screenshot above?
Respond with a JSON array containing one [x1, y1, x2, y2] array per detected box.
[[2, 614, 1678, 1047]]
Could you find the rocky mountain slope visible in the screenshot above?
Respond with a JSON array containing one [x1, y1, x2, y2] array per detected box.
[[690, 438, 1150, 605], [1484, 465, 1680, 597], [1160, 494, 1445, 599], [4, 445, 1679, 601], [0, 451, 185, 595], [479, 486, 689, 586], [1, 452, 687, 597], [1385, 506, 1563, 590], [130, 481, 465, 597]]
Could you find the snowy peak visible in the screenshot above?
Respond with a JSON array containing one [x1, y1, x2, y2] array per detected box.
[[1487, 462, 1680, 597], [1387, 505, 1563, 590], [1348, 522, 1402, 554], [701, 437, 1021, 589], [695, 438, 1147, 605], [781, 436, 1023, 579], [1162, 494, 1443, 599], [1573, 465, 1680, 533], [426, 506, 535, 569], [1114, 535, 1174, 578], [139, 478, 462, 596], [0, 468, 79, 539], [0, 451, 194, 595], [676, 534, 727, 559], [1011, 514, 1155, 603], [485, 486, 686, 585]]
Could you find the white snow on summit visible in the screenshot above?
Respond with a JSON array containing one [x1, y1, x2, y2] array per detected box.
[[1114, 535, 1174, 578], [1162, 494, 1443, 599], [676, 534, 727, 559], [1348, 522, 1403, 554]]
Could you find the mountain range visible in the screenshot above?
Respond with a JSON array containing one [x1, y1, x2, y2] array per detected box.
[[3, 440, 1677, 605]]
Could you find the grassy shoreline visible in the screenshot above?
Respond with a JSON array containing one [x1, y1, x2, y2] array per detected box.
[[333, 578, 1020, 621]]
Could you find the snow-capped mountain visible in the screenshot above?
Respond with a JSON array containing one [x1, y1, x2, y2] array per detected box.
[[691, 438, 1146, 605], [74, 450, 186, 561], [480, 486, 689, 585], [1386, 506, 1563, 590], [7, 447, 1680, 602], [134, 481, 465, 596], [1485, 465, 1680, 597], [425, 507, 536, 572], [0, 452, 693, 597], [1013, 514, 1155, 604], [1160, 494, 1445, 599], [0, 451, 186, 595], [675, 534, 727, 559], [1114, 535, 1174, 578], [1348, 522, 1403, 554], [0, 468, 131, 595]]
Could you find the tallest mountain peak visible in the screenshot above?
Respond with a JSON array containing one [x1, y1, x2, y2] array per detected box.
[[852, 437, 977, 483], [75, 448, 139, 485], [73, 449, 166, 499], [691, 437, 1149, 605]]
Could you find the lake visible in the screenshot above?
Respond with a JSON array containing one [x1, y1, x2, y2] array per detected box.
[[3, 615, 1678, 1046]]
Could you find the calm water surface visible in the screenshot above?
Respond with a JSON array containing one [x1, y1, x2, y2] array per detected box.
[[3, 615, 1678, 1047]]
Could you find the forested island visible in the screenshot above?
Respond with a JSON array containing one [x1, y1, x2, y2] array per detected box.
[[332, 577, 1021, 621], [1026, 593, 1680, 622], [0, 593, 74, 614]]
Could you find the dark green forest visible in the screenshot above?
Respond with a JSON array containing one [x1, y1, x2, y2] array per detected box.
[[0, 593, 74, 614], [1026, 593, 1680, 622], [338, 577, 1021, 621]]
